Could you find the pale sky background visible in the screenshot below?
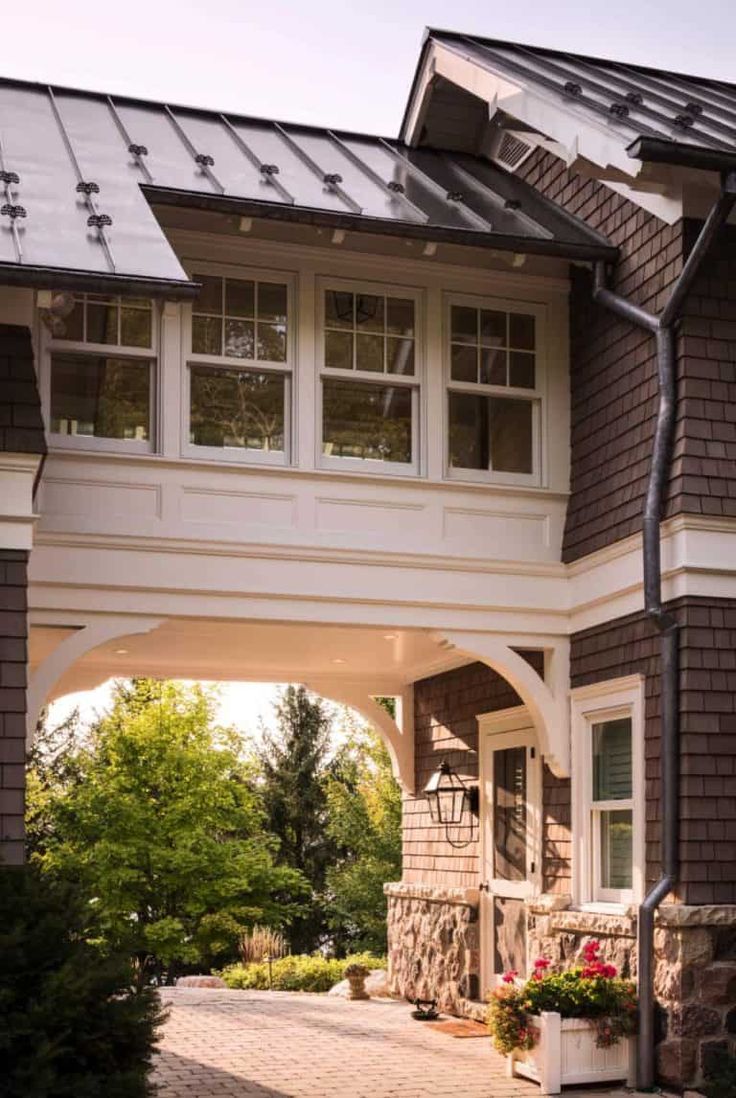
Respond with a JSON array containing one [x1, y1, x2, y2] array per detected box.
[[3, 0, 735, 138], [33, 0, 734, 731]]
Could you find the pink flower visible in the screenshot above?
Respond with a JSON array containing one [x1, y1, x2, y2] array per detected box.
[[533, 957, 551, 970], [502, 970, 518, 984]]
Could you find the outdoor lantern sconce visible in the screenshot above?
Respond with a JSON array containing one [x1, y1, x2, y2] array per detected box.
[[423, 760, 479, 849]]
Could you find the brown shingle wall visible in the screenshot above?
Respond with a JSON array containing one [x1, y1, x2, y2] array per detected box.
[[406, 654, 550, 889], [0, 324, 46, 456], [518, 150, 692, 561], [673, 224, 736, 519], [0, 550, 28, 865], [571, 597, 736, 904]]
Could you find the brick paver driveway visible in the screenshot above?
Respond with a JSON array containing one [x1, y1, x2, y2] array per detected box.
[[153, 989, 641, 1098]]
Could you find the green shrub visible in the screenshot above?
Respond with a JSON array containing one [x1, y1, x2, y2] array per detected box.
[[0, 866, 164, 1098], [703, 1048, 736, 1098], [220, 951, 386, 993]]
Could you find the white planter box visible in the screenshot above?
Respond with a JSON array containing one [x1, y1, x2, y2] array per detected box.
[[507, 1012, 636, 1096]]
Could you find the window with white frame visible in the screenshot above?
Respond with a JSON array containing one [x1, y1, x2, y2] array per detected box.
[[446, 298, 542, 482], [186, 271, 291, 461], [320, 284, 420, 471], [48, 294, 156, 452], [571, 677, 645, 907]]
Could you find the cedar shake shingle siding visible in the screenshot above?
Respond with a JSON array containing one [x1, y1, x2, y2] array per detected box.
[[674, 224, 736, 519], [0, 324, 47, 457], [0, 550, 30, 865], [406, 655, 549, 889], [519, 149, 736, 561], [0, 323, 44, 864], [571, 597, 736, 905]]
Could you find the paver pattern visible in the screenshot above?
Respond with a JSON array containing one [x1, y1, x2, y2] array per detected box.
[[153, 989, 646, 1098]]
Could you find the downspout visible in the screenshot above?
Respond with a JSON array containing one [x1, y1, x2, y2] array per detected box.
[[591, 170, 736, 1091]]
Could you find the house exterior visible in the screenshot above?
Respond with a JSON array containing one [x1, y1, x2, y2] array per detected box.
[[2, 29, 736, 1090]]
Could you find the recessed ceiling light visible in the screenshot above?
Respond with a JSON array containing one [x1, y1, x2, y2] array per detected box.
[[383, 633, 398, 641], [114, 648, 128, 655], [331, 657, 346, 664]]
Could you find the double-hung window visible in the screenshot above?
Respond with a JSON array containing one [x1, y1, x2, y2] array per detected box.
[[319, 282, 420, 473], [48, 294, 156, 452], [185, 269, 292, 463], [571, 677, 645, 907], [446, 297, 543, 484]]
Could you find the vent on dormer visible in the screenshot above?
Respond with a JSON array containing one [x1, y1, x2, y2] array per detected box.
[[489, 129, 537, 172]]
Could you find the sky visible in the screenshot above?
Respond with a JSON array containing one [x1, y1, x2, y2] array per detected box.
[[2, 0, 734, 139], [31, 0, 734, 729]]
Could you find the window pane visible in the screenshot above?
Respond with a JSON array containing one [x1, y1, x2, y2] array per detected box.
[[480, 309, 506, 345], [325, 290, 354, 329], [86, 302, 118, 344], [325, 330, 353, 370], [323, 379, 412, 464], [387, 337, 414, 376], [510, 313, 535, 350], [225, 278, 255, 318], [257, 322, 287, 362], [224, 318, 255, 359], [57, 300, 83, 341], [600, 809, 633, 890], [50, 354, 150, 441], [356, 333, 383, 373], [448, 394, 533, 474], [480, 347, 507, 386], [193, 274, 222, 314], [451, 305, 477, 343], [387, 298, 414, 336], [258, 282, 287, 323], [189, 365, 285, 452], [509, 352, 535, 390], [355, 294, 384, 332], [192, 315, 222, 356], [593, 718, 633, 801], [448, 392, 488, 470], [120, 307, 152, 348], [451, 344, 477, 383], [489, 398, 533, 473], [493, 746, 527, 882]]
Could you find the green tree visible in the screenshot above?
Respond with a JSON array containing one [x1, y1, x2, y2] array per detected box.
[[258, 685, 336, 953], [325, 717, 402, 954], [28, 679, 305, 984]]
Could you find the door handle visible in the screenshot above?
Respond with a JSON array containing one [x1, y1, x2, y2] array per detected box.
[[479, 882, 491, 892]]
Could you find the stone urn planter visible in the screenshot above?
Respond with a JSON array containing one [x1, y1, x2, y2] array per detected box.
[[507, 1012, 636, 1095], [343, 963, 369, 1001]]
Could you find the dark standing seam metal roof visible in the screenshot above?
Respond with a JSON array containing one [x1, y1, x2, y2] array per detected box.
[[412, 31, 736, 168], [0, 78, 615, 298]]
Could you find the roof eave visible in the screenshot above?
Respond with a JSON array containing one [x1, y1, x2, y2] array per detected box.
[[0, 263, 199, 300], [146, 186, 617, 262]]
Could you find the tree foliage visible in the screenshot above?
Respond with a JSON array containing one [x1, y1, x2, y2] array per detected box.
[[0, 865, 163, 1098], [324, 718, 402, 954], [257, 685, 336, 953], [27, 679, 305, 982]]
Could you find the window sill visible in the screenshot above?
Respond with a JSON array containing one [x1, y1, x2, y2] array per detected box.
[[43, 446, 568, 499]]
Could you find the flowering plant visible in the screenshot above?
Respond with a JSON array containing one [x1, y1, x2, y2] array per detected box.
[[487, 941, 638, 1056]]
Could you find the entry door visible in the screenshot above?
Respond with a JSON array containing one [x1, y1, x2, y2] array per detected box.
[[480, 716, 541, 991]]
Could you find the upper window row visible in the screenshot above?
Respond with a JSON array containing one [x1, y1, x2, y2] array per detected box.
[[46, 279, 544, 481]]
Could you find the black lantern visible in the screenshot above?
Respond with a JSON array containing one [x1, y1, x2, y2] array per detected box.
[[423, 760, 479, 848]]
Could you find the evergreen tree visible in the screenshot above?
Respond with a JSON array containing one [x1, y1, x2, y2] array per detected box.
[[258, 685, 336, 953]]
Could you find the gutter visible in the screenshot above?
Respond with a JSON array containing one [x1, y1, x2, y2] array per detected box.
[[592, 170, 736, 1090]]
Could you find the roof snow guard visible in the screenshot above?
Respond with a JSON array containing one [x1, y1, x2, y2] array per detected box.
[[414, 31, 736, 174], [0, 79, 614, 297]]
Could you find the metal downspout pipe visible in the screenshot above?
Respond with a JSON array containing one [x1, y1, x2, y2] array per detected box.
[[592, 172, 736, 1091]]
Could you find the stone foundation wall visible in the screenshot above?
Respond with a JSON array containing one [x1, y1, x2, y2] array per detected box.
[[384, 882, 480, 1015]]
